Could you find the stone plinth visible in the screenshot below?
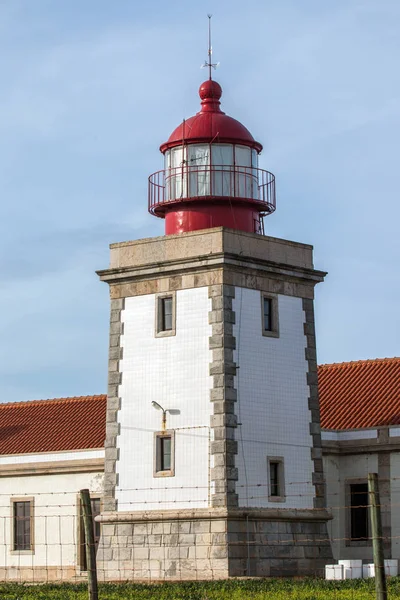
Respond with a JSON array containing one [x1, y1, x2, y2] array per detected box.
[[96, 508, 332, 581]]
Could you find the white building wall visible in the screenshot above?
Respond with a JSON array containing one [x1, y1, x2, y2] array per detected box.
[[233, 289, 314, 509], [321, 430, 378, 442], [390, 453, 400, 559], [324, 454, 341, 559], [324, 452, 378, 560], [116, 287, 213, 511], [0, 451, 104, 570]]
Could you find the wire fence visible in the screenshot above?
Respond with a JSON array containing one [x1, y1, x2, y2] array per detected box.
[[0, 483, 398, 588]]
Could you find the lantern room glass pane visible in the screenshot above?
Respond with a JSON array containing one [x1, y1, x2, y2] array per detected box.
[[235, 145, 257, 199], [211, 144, 233, 166], [165, 147, 187, 200], [235, 145, 251, 167], [187, 145, 210, 196], [211, 144, 233, 196]]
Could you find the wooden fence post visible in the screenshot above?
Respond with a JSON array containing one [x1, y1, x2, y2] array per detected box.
[[368, 473, 387, 600], [80, 489, 99, 600]]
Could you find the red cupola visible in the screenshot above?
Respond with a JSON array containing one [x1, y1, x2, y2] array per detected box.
[[148, 79, 276, 235]]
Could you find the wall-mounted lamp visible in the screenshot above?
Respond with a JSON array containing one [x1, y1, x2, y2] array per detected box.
[[151, 401, 179, 430]]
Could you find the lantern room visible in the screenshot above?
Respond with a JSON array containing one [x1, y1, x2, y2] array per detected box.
[[148, 79, 276, 235]]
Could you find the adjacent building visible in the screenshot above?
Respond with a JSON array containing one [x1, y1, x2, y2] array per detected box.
[[0, 395, 106, 581]]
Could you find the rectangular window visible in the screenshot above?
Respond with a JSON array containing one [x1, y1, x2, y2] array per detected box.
[[350, 483, 369, 541], [79, 497, 101, 571], [155, 293, 176, 337], [261, 293, 279, 338], [268, 457, 285, 501], [12, 499, 33, 552], [160, 436, 172, 471], [263, 297, 272, 332], [154, 431, 175, 477], [269, 461, 280, 496], [161, 297, 173, 331]]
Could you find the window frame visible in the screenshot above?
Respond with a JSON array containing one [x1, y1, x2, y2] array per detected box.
[[267, 457, 286, 502], [260, 293, 279, 338], [10, 497, 34, 554], [345, 478, 372, 547], [155, 292, 176, 338], [154, 430, 175, 478], [77, 494, 103, 572]]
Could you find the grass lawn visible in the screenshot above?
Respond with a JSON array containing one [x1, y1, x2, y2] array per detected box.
[[1, 578, 400, 600]]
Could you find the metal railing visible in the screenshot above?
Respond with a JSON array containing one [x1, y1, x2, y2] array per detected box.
[[148, 164, 276, 216]]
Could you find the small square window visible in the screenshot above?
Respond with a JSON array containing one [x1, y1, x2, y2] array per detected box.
[[154, 431, 175, 477], [11, 498, 34, 553], [261, 293, 279, 338], [267, 457, 285, 502], [155, 293, 176, 337]]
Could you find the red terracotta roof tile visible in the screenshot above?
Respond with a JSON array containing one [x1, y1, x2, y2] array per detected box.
[[318, 357, 400, 430], [2, 357, 398, 454], [0, 395, 107, 455]]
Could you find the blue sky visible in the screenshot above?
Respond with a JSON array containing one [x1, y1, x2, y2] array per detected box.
[[1, 0, 399, 403]]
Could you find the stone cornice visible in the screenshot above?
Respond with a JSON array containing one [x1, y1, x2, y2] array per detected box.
[[97, 253, 326, 287], [322, 438, 400, 455], [97, 506, 332, 523], [0, 457, 104, 477]]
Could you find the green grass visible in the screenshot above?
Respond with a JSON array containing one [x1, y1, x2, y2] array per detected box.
[[1, 578, 400, 600]]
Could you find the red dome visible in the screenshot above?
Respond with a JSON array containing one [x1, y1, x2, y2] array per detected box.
[[159, 80, 262, 153]]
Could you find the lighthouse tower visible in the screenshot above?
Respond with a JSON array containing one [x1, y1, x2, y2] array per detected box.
[[97, 72, 332, 579]]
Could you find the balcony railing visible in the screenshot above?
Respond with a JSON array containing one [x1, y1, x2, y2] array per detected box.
[[148, 165, 276, 216]]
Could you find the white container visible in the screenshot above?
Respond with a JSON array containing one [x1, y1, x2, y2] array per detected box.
[[363, 564, 375, 578], [385, 559, 398, 577], [338, 559, 363, 579], [325, 564, 344, 580], [363, 560, 398, 578]]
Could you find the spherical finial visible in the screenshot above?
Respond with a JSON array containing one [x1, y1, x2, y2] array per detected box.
[[199, 80, 222, 101]]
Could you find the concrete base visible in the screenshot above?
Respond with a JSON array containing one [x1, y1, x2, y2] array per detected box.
[[0, 566, 87, 582], [96, 508, 333, 581]]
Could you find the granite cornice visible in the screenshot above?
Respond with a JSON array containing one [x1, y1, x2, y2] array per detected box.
[[321, 439, 400, 455], [97, 253, 326, 287], [96, 507, 332, 524]]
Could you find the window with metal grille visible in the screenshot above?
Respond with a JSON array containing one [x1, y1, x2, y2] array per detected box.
[[350, 483, 369, 541], [13, 501, 32, 551]]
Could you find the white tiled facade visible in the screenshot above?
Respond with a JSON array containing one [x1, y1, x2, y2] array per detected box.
[[116, 287, 213, 511], [233, 288, 314, 509]]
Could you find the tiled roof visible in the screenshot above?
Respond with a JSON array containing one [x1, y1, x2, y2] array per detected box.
[[0, 395, 107, 455], [2, 356, 399, 454], [318, 357, 400, 430]]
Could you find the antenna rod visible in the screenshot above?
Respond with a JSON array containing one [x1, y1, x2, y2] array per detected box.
[[208, 14, 212, 80], [201, 14, 219, 76]]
